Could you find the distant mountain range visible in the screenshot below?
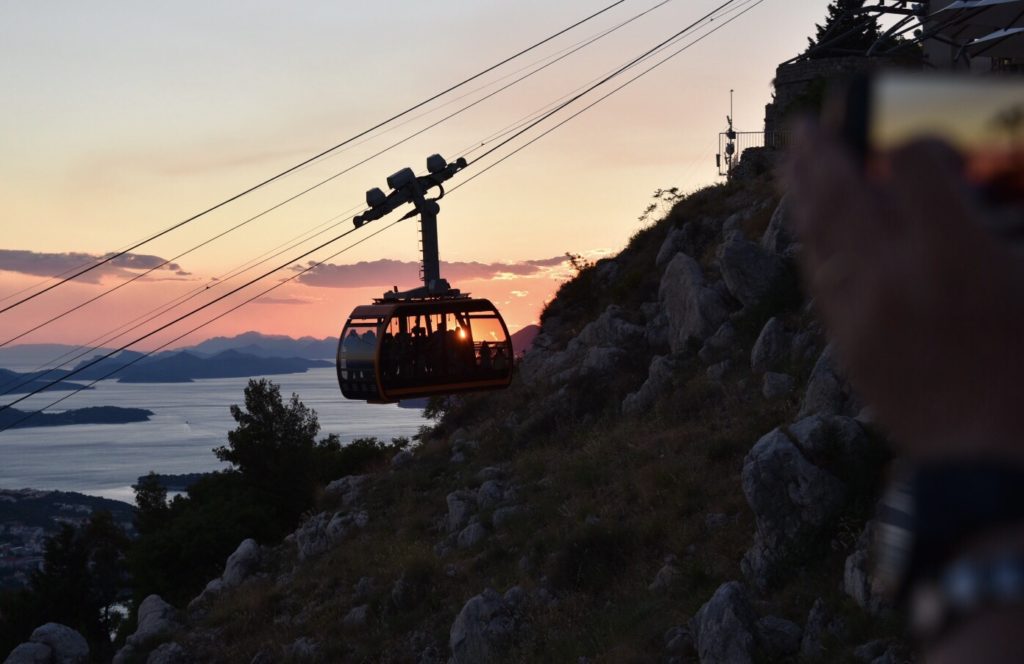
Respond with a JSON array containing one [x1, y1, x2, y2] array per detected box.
[[0, 368, 92, 395], [0, 333, 336, 375], [67, 349, 332, 384], [186, 332, 337, 359]]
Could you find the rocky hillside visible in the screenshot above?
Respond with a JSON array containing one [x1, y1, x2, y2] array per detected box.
[[6, 165, 908, 663]]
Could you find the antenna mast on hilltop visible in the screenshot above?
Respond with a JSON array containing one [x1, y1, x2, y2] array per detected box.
[[716, 89, 737, 177]]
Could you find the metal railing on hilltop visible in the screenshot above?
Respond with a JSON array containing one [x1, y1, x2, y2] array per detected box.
[[717, 130, 791, 177]]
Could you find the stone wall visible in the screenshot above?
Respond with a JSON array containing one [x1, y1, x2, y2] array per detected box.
[[764, 57, 904, 132]]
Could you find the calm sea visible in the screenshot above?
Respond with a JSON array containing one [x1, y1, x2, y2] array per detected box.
[[0, 368, 426, 503]]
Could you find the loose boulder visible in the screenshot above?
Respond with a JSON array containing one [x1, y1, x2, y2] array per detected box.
[[146, 642, 186, 664], [4, 642, 52, 664], [698, 322, 737, 366], [750, 317, 790, 374], [519, 305, 644, 389], [799, 344, 859, 418], [324, 474, 367, 507], [449, 589, 517, 664], [343, 605, 370, 631], [446, 491, 477, 534], [648, 558, 680, 593], [690, 582, 759, 664], [390, 449, 413, 468], [656, 224, 696, 268], [761, 195, 797, 257], [787, 414, 874, 485], [113, 595, 181, 663], [756, 616, 802, 659], [569, 305, 645, 352], [25, 624, 88, 664], [844, 521, 888, 615], [659, 253, 730, 352], [801, 598, 848, 659], [294, 510, 366, 561], [457, 522, 488, 549], [762, 372, 796, 400], [622, 355, 676, 416], [741, 428, 846, 589], [476, 480, 504, 511], [718, 232, 788, 310], [221, 538, 260, 588], [491, 505, 525, 531]]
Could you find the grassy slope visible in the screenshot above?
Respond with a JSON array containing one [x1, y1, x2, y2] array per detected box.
[[182, 173, 902, 663]]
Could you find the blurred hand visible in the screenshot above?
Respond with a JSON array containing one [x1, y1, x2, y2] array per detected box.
[[786, 122, 1024, 462]]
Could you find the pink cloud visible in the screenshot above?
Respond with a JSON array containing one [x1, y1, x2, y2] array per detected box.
[[0, 249, 191, 283], [295, 256, 567, 289]]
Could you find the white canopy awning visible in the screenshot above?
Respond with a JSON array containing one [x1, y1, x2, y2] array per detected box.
[[966, 26, 1024, 56], [930, 0, 1024, 44]]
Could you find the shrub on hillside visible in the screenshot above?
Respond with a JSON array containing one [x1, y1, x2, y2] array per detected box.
[[129, 379, 405, 607]]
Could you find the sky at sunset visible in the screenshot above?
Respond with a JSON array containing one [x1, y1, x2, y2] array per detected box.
[[1, 1, 839, 351]]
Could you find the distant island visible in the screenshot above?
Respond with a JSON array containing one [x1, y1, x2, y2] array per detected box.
[[0, 406, 153, 430], [0, 333, 336, 388], [111, 350, 333, 383], [0, 349, 333, 386]]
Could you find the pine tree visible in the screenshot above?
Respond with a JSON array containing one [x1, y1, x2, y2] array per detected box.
[[132, 472, 169, 535], [805, 0, 895, 59], [214, 378, 321, 525]]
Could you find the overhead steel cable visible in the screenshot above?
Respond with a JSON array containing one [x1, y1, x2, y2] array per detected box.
[[456, 0, 767, 192], [0, 0, 630, 317], [0, 0, 675, 349], [470, 0, 741, 165], [456, 0, 759, 160], [0, 204, 365, 396], [289, 0, 676, 176], [0, 220, 402, 433], [0, 219, 366, 414], [2, 0, 753, 418]]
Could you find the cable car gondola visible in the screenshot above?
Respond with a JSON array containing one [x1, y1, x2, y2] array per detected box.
[[337, 154, 514, 403]]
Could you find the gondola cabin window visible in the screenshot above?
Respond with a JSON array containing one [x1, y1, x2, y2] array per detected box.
[[337, 316, 384, 401]]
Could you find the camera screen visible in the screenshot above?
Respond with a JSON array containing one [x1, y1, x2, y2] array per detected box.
[[872, 73, 1024, 200]]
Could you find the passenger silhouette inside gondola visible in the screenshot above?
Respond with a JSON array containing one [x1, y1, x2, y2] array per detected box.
[[492, 345, 508, 374], [479, 340, 492, 373]]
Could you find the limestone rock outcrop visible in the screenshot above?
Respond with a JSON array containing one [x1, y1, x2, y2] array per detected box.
[[449, 588, 521, 664], [622, 354, 677, 416], [5, 624, 88, 664], [750, 317, 790, 374], [741, 428, 846, 589], [690, 582, 759, 664], [659, 253, 730, 352], [718, 232, 788, 310], [113, 595, 181, 664]]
